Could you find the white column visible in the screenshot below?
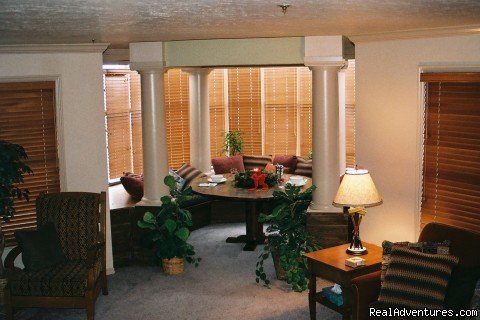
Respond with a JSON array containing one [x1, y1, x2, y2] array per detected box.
[[186, 68, 212, 173], [338, 68, 347, 176], [130, 42, 169, 206], [137, 69, 170, 205], [309, 63, 345, 212]]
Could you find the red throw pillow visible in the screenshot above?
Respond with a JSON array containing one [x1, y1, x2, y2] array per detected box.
[[273, 155, 298, 174], [265, 163, 276, 173], [120, 174, 144, 200], [212, 154, 245, 174]]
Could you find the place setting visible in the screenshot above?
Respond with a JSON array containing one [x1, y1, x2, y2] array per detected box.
[[199, 174, 226, 187]]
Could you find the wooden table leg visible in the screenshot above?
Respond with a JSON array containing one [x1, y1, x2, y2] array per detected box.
[[309, 271, 317, 320], [225, 201, 265, 251]]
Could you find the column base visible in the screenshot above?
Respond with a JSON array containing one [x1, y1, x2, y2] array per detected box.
[[136, 198, 163, 207]]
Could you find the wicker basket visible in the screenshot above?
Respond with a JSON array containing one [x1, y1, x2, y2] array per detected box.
[[162, 257, 185, 275]]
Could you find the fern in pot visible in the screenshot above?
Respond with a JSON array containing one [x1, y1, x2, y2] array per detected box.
[[138, 176, 201, 275], [255, 184, 320, 292]]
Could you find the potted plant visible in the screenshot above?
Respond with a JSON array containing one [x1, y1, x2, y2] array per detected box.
[[222, 130, 244, 156], [255, 184, 320, 292], [0, 141, 32, 269], [137, 175, 201, 275]]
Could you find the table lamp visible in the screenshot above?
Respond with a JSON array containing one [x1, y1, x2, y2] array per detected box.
[[333, 168, 382, 255]]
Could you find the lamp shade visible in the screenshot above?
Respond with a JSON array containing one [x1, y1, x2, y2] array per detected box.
[[333, 169, 383, 208]]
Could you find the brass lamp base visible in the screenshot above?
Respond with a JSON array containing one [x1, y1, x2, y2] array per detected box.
[[346, 246, 368, 255]]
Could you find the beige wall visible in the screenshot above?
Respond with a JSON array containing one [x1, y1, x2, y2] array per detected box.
[[355, 35, 480, 244], [0, 51, 114, 273]]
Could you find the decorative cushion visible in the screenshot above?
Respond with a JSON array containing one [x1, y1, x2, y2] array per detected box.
[[294, 156, 312, 178], [169, 169, 186, 191], [381, 240, 451, 286], [176, 163, 204, 188], [212, 154, 245, 174], [15, 223, 67, 271], [444, 266, 480, 311], [272, 155, 297, 174], [378, 245, 459, 310], [243, 155, 273, 171], [8, 260, 102, 297], [120, 172, 144, 200]]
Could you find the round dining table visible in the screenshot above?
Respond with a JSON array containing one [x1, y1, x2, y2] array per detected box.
[[191, 173, 312, 251]]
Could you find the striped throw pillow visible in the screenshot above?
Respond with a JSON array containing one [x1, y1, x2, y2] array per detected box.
[[381, 240, 451, 286], [176, 164, 204, 189], [242, 155, 272, 171], [293, 157, 312, 177], [378, 245, 459, 310]]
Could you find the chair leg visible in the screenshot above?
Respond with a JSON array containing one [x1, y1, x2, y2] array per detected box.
[[102, 271, 108, 295], [86, 302, 95, 320], [4, 287, 14, 320]]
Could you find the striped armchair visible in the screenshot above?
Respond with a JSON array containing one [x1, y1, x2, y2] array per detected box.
[[4, 192, 108, 320]]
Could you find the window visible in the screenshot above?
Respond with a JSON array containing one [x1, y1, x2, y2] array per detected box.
[[105, 65, 356, 176], [208, 69, 227, 158], [104, 71, 141, 180], [420, 72, 480, 233], [227, 68, 262, 155], [0, 81, 60, 245], [164, 69, 190, 169]]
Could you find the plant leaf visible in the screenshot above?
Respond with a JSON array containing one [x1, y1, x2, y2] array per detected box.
[[175, 227, 190, 241], [164, 219, 176, 235], [143, 211, 156, 224]]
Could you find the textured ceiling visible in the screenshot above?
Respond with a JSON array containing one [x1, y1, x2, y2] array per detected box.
[[1, 0, 480, 48]]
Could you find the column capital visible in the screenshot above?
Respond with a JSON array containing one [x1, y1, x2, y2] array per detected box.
[[130, 62, 165, 73], [182, 67, 212, 75], [304, 58, 346, 69]]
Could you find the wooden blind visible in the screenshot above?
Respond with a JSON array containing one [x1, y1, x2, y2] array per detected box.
[[104, 72, 133, 178], [298, 67, 313, 157], [209, 69, 226, 158], [228, 68, 262, 155], [420, 72, 480, 233], [264, 67, 297, 155], [345, 60, 356, 168], [130, 72, 143, 174], [164, 69, 190, 169], [0, 81, 60, 245]]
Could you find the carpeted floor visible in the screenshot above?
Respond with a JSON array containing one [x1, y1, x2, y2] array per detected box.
[[3, 224, 342, 320]]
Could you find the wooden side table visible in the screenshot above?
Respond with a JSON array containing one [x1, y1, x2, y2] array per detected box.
[[304, 242, 382, 320]]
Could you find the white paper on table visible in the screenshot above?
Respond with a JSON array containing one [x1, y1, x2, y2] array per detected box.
[[198, 183, 217, 187]]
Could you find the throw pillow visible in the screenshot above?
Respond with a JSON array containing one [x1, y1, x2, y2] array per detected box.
[[381, 240, 451, 285], [294, 157, 312, 178], [176, 163, 204, 188], [212, 154, 245, 174], [120, 173, 144, 200], [169, 169, 186, 191], [243, 155, 273, 171], [15, 223, 67, 271], [273, 155, 297, 174], [378, 245, 459, 310]]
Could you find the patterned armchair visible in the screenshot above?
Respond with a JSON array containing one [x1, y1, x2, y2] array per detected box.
[[4, 192, 108, 320]]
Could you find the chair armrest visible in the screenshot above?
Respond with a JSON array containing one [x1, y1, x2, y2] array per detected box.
[[86, 241, 105, 269], [4, 246, 22, 270], [351, 270, 382, 320]]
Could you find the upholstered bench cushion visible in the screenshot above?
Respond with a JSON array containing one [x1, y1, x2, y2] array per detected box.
[[9, 260, 101, 297], [177, 163, 204, 188]]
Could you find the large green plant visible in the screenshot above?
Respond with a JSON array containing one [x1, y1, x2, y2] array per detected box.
[[0, 140, 32, 221], [255, 184, 320, 292], [138, 176, 201, 266], [222, 130, 244, 156]]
